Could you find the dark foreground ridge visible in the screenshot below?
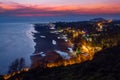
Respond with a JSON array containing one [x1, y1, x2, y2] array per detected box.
[[4, 45, 120, 80]]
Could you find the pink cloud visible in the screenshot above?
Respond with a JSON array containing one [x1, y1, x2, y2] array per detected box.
[[0, 2, 120, 17]]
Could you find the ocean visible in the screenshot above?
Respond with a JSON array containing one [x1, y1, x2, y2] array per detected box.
[[0, 23, 35, 74]]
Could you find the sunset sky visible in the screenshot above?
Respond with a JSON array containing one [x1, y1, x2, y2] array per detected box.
[[0, 0, 120, 22]]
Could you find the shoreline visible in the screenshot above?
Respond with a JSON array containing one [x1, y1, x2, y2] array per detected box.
[[30, 23, 74, 68]]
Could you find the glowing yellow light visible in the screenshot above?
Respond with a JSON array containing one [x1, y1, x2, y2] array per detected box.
[[108, 19, 112, 23], [97, 23, 102, 27], [23, 68, 29, 72], [81, 45, 89, 53], [3, 74, 11, 80]]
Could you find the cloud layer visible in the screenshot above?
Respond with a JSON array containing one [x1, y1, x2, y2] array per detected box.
[[0, 2, 120, 17]]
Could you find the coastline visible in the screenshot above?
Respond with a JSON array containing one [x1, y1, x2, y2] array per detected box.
[[30, 23, 74, 68], [0, 23, 35, 74]]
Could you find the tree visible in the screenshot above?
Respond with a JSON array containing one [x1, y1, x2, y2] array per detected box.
[[19, 58, 25, 70], [8, 59, 19, 73], [8, 57, 26, 73]]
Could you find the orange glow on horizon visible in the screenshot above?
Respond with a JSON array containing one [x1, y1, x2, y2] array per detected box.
[[14, 13, 63, 17], [0, 2, 120, 16]]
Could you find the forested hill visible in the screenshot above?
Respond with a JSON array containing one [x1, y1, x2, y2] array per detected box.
[[3, 45, 120, 80]]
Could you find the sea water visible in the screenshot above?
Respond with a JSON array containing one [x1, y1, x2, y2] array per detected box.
[[0, 23, 35, 74]]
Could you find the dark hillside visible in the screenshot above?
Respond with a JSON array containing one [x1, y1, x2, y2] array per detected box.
[[7, 45, 120, 80]]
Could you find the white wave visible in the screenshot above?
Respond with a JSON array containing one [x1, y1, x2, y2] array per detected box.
[[26, 24, 37, 40], [26, 24, 38, 46]]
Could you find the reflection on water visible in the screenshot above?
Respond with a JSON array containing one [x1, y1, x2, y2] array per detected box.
[[0, 23, 35, 74]]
